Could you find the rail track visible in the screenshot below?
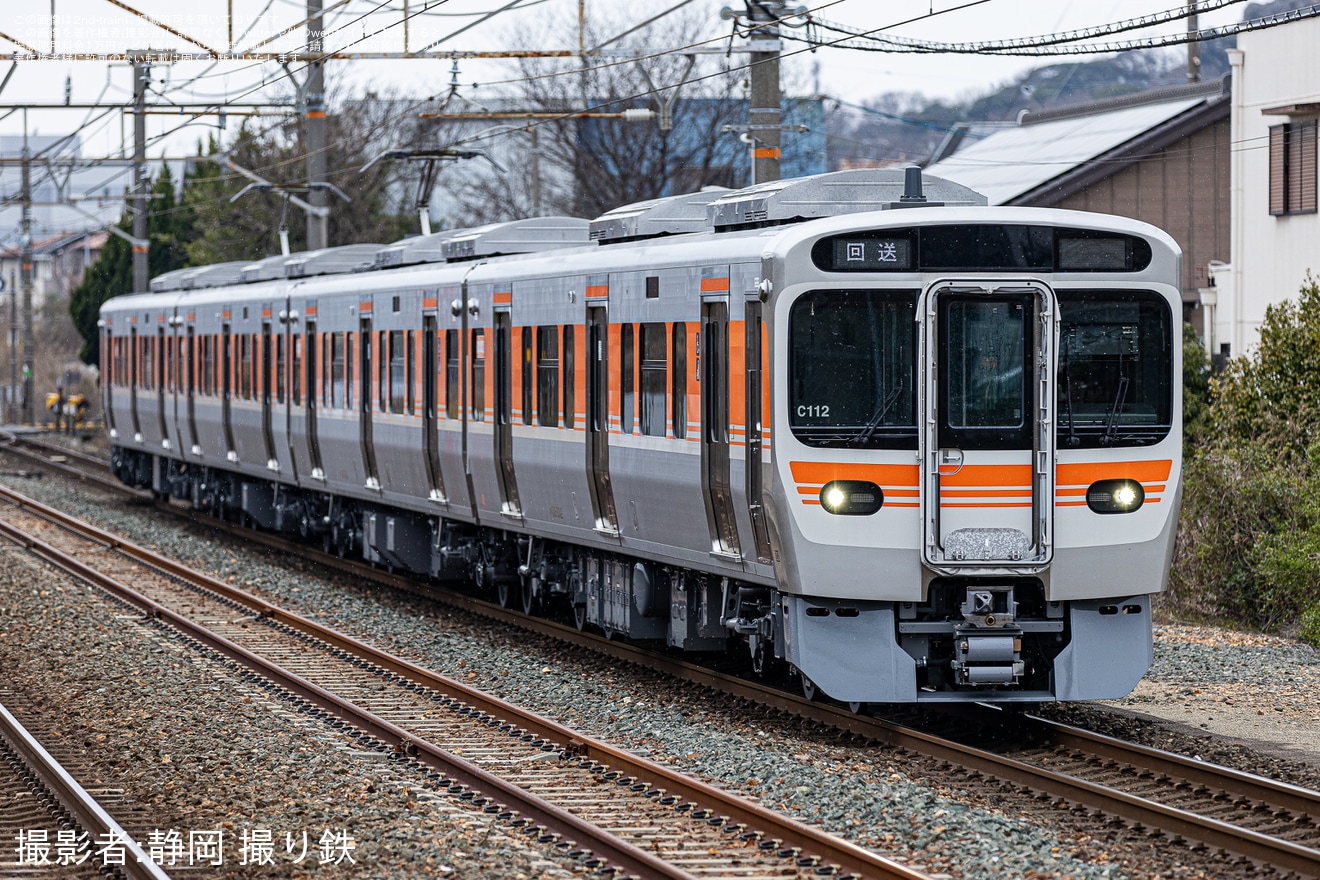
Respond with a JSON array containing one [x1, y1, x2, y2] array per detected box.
[[0, 693, 170, 879], [0, 473, 931, 880], [6, 431, 1320, 876]]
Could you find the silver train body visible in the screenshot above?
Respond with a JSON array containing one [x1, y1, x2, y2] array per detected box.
[[101, 169, 1182, 703]]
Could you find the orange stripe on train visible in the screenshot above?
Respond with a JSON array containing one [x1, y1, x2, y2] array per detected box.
[[1056, 460, 1171, 485], [790, 461, 919, 487]]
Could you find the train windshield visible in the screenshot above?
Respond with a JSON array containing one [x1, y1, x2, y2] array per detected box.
[[1057, 290, 1172, 448], [789, 289, 918, 449]]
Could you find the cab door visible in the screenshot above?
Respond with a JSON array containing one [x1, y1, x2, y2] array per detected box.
[[921, 281, 1056, 572]]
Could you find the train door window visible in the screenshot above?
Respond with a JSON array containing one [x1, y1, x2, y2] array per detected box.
[[292, 334, 302, 405], [563, 325, 575, 429], [521, 327, 534, 426], [346, 331, 355, 409], [944, 298, 1026, 435], [165, 333, 175, 392], [621, 323, 635, 434], [495, 320, 512, 426], [156, 331, 166, 391], [445, 329, 459, 419], [471, 329, 486, 422], [440, 328, 451, 419], [389, 330, 405, 414], [239, 335, 252, 400], [671, 322, 686, 439], [276, 334, 286, 404], [222, 333, 231, 398], [536, 326, 559, 428], [330, 332, 345, 409], [406, 330, 416, 415], [640, 323, 666, 436], [377, 331, 388, 413], [183, 334, 192, 395]]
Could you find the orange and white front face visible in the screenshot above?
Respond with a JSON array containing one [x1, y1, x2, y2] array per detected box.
[[770, 218, 1183, 606]]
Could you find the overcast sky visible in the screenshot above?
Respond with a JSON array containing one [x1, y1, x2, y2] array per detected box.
[[0, 0, 1260, 237]]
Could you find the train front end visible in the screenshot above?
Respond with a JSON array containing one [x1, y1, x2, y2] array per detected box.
[[765, 208, 1182, 703]]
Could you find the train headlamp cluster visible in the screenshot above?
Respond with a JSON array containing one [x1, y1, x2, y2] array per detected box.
[[819, 480, 884, 515], [1086, 479, 1145, 514]]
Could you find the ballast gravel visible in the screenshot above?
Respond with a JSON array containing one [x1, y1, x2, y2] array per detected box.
[[3, 457, 1313, 879], [0, 506, 584, 878]]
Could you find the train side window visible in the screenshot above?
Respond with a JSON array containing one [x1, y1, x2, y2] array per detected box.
[[621, 323, 635, 434], [471, 329, 486, 421], [445, 329, 459, 419], [671, 322, 686, 439], [521, 327, 534, 426], [563, 325, 575, 429], [640, 322, 667, 437], [536, 326, 559, 428]]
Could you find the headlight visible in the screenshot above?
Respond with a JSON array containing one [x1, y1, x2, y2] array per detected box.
[[1086, 478, 1145, 514], [819, 480, 884, 515]]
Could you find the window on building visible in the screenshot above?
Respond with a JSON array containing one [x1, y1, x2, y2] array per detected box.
[[1270, 120, 1318, 215]]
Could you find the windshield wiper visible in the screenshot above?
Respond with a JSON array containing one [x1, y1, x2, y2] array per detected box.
[[1100, 353, 1129, 446], [849, 383, 903, 447], [1061, 331, 1079, 448]]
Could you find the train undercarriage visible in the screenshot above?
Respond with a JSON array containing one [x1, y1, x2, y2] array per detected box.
[[114, 447, 1102, 703]]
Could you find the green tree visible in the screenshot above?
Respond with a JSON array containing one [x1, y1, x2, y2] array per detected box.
[[1170, 277, 1320, 639], [1182, 323, 1213, 453], [181, 91, 425, 265], [69, 165, 190, 366]]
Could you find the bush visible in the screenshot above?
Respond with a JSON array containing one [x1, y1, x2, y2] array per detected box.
[[1170, 278, 1320, 642]]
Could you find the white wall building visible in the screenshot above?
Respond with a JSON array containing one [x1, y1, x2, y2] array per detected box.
[[1218, 16, 1320, 358]]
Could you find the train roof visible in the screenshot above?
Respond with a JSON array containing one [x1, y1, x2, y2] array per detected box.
[[707, 167, 987, 230], [590, 189, 729, 244]]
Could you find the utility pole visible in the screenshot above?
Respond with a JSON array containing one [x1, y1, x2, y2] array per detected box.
[[130, 51, 150, 294], [306, 0, 329, 251], [19, 119, 33, 425], [1186, 0, 1201, 84], [746, 1, 784, 185]]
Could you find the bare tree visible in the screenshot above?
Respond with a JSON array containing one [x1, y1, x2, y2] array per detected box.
[[183, 85, 436, 263], [433, 7, 748, 225]]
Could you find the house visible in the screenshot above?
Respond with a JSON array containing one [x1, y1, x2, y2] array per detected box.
[[1214, 16, 1320, 358], [924, 79, 1232, 336], [0, 230, 108, 310]]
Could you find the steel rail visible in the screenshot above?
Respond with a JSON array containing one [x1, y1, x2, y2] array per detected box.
[[0, 508, 699, 880], [194, 518, 1320, 876], [10, 439, 1319, 873], [0, 700, 172, 880], [0, 482, 930, 880], [1024, 715, 1320, 821]]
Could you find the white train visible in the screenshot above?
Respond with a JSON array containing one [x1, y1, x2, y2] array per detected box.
[[102, 168, 1182, 704]]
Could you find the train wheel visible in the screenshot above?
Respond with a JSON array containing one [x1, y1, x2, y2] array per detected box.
[[848, 702, 867, 715], [801, 674, 819, 702], [496, 580, 514, 609], [520, 579, 537, 616], [572, 603, 587, 631]]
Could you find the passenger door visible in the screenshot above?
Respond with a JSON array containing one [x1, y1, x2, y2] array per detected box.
[[585, 305, 617, 533], [921, 281, 1056, 572]]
